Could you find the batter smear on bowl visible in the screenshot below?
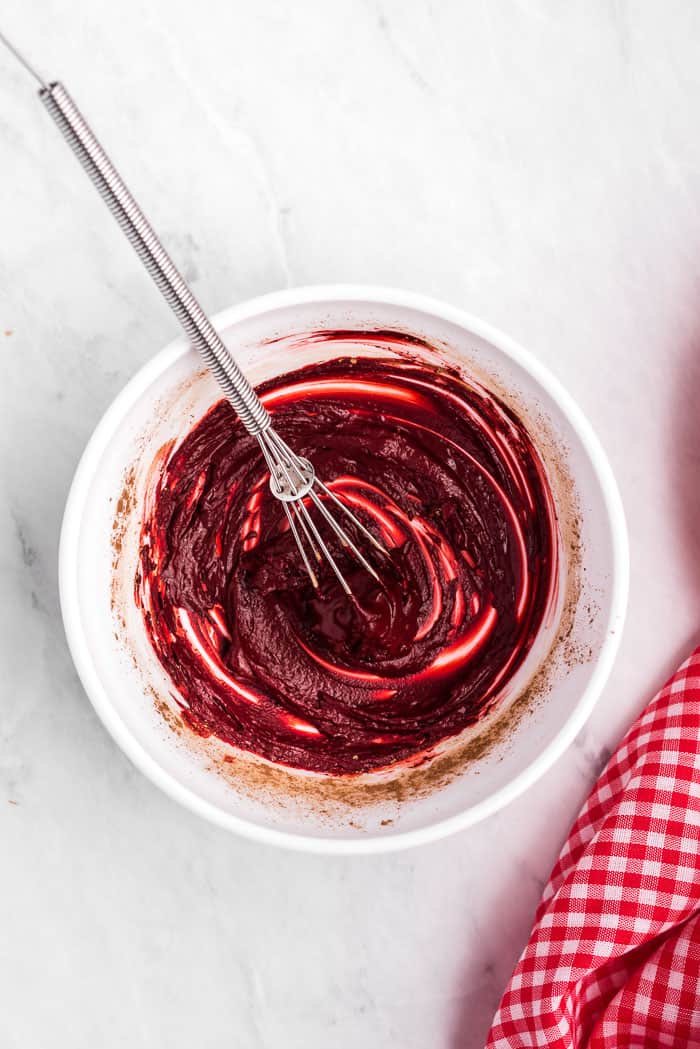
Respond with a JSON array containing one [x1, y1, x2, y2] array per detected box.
[[136, 350, 559, 774]]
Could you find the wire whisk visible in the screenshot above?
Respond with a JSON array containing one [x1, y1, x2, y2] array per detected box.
[[258, 428, 385, 594], [0, 30, 387, 596]]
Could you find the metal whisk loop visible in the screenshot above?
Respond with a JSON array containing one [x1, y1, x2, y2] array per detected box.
[[256, 428, 385, 595]]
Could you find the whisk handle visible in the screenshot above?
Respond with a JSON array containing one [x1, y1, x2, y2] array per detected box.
[[39, 81, 271, 437]]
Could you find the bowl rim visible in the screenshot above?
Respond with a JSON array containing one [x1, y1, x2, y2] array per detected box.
[[59, 284, 629, 854]]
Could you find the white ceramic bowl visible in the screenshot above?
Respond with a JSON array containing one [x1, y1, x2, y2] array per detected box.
[[60, 286, 628, 853]]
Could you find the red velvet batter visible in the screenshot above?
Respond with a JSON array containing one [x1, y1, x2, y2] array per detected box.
[[136, 342, 558, 774]]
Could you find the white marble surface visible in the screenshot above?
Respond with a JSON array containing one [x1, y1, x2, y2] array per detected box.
[[1, 1, 699, 1046]]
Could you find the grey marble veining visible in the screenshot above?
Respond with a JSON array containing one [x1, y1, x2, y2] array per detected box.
[[2, 2, 700, 1046]]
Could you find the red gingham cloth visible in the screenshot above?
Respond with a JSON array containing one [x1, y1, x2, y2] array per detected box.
[[486, 646, 700, 1048]]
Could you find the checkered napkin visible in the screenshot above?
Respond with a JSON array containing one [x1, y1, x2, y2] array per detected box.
[[486, 646, 700, 1048]]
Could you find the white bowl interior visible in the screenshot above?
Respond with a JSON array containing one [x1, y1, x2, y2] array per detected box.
[[60, 290, 627, 852]]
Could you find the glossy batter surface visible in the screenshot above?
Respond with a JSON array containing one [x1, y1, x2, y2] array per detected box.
[[136, 349, 558, 774]]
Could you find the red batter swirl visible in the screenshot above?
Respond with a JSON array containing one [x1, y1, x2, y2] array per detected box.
[[136, 344, 558, 774]]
